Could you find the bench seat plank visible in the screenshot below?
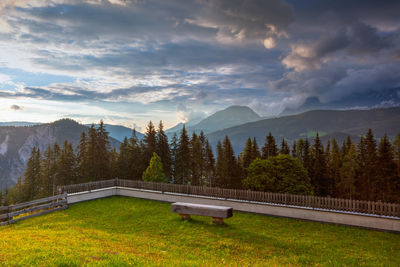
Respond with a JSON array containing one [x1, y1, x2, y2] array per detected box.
[[171, 202, 233, 218]]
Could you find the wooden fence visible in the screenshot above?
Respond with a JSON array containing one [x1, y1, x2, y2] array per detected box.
[[0, 194, 68, 226], [59, 179, 400, 218]]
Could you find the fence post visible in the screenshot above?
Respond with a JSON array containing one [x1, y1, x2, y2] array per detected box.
[[7, 206, 10, 225]]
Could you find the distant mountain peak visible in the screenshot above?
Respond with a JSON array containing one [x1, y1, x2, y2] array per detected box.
[[166, 105, 261, 135]]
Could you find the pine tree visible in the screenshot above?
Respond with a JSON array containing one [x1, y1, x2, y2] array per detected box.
[[302, 139, 311, 175], [252, 137, 261, 159], [142, 152, 167, 183], [40, 145, 57, 197], [339, 142, 358, 199], [175, 125, 191, 184], [128, 129, 145, 180], [262, 132, 278, 159], [279, 138, 290, 154], [215, 141, 225, 187], [217, 136, 241, 188], [328, 138, 341, 197], [96, 120, 111, 179], [190, 132, 202, 185], [204, 139, 215, 186], [291, 140, 297, 158], [393, 133, 400, 178], [76, 132, 88, 183], [377, 135, 397, 202], [86, 124, 98, 181], [241, 138, 254, 171], [310, 133, 331, 196], [23, 147, 41, 201], [156, 121, 172, 180], [199, 131, 207, 184], [170, 133, 178, 183], [143, 121, 157, 165], [296, 139, 304, 162], [357, 129, 378, 200], [109, 148, 119, 178], [117, 137, 131, 179], [57, 141, 76, 185]]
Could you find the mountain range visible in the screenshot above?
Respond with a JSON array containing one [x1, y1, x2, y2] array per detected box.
[[207, 107, 400, 153], [2, 105, 400, 190]]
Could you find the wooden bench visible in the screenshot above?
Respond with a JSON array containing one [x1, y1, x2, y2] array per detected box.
[[171, 202, 233, 224]]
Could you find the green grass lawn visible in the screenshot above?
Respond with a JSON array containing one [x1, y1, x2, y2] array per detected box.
[[0, 196, 399, 266]]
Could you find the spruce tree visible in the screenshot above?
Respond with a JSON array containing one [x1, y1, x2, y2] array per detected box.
[[252, 137, 261, 159], [215, 141, 225, 187], [339, 142, 358, 199], [57, 141, 76, 185], [204, 139, 215, 186], [96, 120, 111, 180], [109, 148, 119, 179], [128, 129, 145, 180], [40, 146, 56, 197], [241, 138, 254, 171], [217, 136, 241, 188], [302, 139, 311, 175], [117, 137, 131, 179], [377, 135, 397, 202], [328, 138, 342, 197], [291, 140, 297, 158], [190, 132, 202, 185], [170, 133, 178, 183], [76, 132, 88, 183], [279, 138, 290, 154], [23, 147, 41, 201], [296, 139, 305, 162], [143, 121, 157, 165], [310, 133, 331, 196], [156, 121, 172, 180], [86, 124, 98, 181], [357, 129, 378, 200], [393, 133, 400, 178], [262, 132, 278, 159], [175, 125, 191, 184]]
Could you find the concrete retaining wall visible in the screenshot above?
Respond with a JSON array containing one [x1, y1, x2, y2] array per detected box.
[[67, 186, 400, 232]]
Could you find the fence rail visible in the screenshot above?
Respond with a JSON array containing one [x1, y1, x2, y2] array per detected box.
[[59, 179, 400, 218], [0, 194, 68, 226]]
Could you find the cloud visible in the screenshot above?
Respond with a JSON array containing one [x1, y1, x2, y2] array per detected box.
[[0, 0, 400, 127], [10, 104, 23, 110], [282, 22, 397, 72], [263, 37, 276, 49]]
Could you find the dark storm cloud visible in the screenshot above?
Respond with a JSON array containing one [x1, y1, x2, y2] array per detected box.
[[1, 0, 400, 116]]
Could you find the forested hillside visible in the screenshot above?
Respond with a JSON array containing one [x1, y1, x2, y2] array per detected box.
[[0, 119, 120, 189], [207, 107, 400, 153]]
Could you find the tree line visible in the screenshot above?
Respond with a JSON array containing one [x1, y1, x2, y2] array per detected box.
[[2, 120, 400, 205]]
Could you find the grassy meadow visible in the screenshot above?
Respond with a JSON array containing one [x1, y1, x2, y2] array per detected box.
[[0, 196, 399, 266]]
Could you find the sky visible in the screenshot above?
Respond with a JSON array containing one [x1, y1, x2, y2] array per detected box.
[[0, 0, 399, 131]]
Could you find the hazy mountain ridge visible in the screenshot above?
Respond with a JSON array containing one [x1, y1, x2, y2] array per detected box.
[[0, 119, 121, 189], [206, 107, 400, 154], [166, 105, 262, 135]]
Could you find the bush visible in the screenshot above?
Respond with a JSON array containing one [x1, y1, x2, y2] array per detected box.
[[243, 154, 313, 195]]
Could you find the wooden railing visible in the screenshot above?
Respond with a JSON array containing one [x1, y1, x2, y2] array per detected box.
[[0, 194, 68, 226], [59, 179, 400, 218]]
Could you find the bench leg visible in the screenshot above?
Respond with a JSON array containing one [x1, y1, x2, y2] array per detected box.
[[178, 214, 191, 220], [212, 217, 224, 224]]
